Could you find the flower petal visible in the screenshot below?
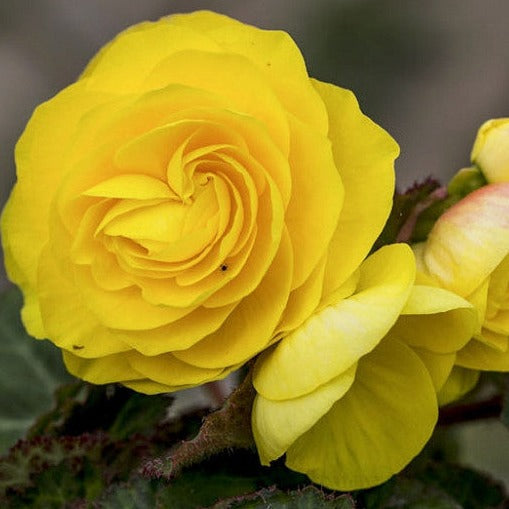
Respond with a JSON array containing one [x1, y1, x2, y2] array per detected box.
[[83, 174, 172, 199], [122, 379, 196, 395], [313, 82, 399, 296], [63, 351, 143, 384], [276, 114, 343, 289], [456, 338, 509, 371], [410, 347, 455, 392], [119, 303, 236, 355], [81, 20, 223, 94], [37, 246, 131, 358], [173, 228, 293, 368], [254, 244, 415, 400], [275, 256, 327, 336], [168, 10, 328, 133], [390, 285, 477, 354], [143, 50, 290, 155], [127, 351, 224, 388], [478, 328, 508, 351], [437, 366, 480, 406], [285, 338, 437, 491], [252, 364, 356, 465]]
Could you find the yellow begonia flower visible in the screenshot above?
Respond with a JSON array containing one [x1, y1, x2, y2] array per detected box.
[[415, 182, 509, 372], [0, 11, 398, 393], [252, 244, 476, 490], [471, 118, 509, 183]]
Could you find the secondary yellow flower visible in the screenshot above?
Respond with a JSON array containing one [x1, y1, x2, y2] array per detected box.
[[252, 244, 476, 490], [471, 118, 509, 182], [414, 182, 509, 371], [1, 11, 398, 393]]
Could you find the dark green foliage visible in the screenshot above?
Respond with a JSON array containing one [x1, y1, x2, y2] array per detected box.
[[0, 287, 73, 453], [359, 477, 460, 509], [0, 380, 200, 504], [90, 477, 159, 509], [107, 391, 172, 441], [28, 381, 171, 440], [211, 486, 356, 509], [97, 458, 339, 509], [417, 462, 507, 508], [360, 462, 507, 509], [1, 434, 107, 508]]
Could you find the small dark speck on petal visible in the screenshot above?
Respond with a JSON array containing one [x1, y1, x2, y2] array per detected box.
[[73, 345, 84, 350]]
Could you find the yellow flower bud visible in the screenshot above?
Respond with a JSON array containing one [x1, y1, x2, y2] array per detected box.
[[471, 118, 509, 183]]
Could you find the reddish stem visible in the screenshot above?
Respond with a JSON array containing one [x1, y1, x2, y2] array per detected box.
[[438, 395, 503, 426], [396, 186, 448, 242]]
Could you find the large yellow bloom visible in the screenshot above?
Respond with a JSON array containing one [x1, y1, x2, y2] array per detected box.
[[1, 11, 398, 393], [252, 244, 476, 490], [415, 182, 509, 371]]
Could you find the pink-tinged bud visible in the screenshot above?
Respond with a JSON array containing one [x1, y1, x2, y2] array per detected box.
[[425, 183, 509, 296], [417, 182, 509, 371], [471, 118, 509, 183]]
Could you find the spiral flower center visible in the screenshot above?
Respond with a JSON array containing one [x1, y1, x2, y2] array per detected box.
[[55, 111, 286, 312]]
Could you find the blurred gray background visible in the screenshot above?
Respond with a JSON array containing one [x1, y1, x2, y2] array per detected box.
[[1, 0, 509, 487]]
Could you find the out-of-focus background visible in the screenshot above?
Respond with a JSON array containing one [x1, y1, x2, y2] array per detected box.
[[1, 0, 509, 487]]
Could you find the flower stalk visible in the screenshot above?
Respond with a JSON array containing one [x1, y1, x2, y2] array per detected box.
[[141, 367, 256, 480]]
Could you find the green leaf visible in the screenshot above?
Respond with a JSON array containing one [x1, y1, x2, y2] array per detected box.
[[108, 391, 172, 441], [27, 381, 90, 438], [415, 462, 507, 509], [2, 406, 266, 506], [28, 382, 171, 440], [360, 478, 459, 509], [96, 475, 239, 509], [0, 287, 73, 453], [93, 477, 158, 509], [360, 461, 507, 509], [156, 470, 258, 509], [447, 166, 487, 198], [22, 461, 102, 508], [0, 432, 108, 504], [97, 478, 356, 509], [96, 467, 259, 509], [100, 451, 309, 508], [210, 486, 356, 509]]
